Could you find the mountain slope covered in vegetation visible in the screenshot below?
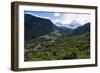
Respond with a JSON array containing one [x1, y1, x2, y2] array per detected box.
[[24, 14, 90, 61]]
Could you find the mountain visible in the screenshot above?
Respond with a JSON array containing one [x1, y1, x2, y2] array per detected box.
[[24, 14, 72, 40], [69, 20, 81, 29], [24, 13, 90, 41], [55, 20, 81, 29], [66, 21, 81, 29], [24, 14, 56, 39], [72, 22, 90, 35]]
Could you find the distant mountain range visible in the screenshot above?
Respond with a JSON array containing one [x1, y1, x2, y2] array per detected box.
[[55, 20, 81, 29], [24, 14, 90, 40]]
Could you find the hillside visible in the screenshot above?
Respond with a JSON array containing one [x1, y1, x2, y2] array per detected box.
[[24, 14, 90, 61], [25, 14, 56, 39], [72, 22, 90, 35]]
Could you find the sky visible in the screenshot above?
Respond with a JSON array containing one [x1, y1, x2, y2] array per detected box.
[[24, 11, 91, 27]]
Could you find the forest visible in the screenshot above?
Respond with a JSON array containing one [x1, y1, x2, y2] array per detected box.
[[24, 32, 90, 61]]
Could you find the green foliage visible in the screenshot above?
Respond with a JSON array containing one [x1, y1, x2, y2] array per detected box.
[[24, 33, 90, 61]]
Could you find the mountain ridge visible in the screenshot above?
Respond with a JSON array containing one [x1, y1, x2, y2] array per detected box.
[[24, 14, 90, 40], [25, 14, 56, 39]]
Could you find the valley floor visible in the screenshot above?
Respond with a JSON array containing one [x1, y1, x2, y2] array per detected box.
[[24, 33, 90, 61]]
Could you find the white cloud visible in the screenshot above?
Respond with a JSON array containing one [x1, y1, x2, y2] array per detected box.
[[76, 14, 90, 25], [63, 13, 90, 25], [53, 19, 69, 27], [54, 13, 61, 17], [53, 13, 90, 28]]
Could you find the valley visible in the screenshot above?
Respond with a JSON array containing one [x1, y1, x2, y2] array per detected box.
[[24, 14, 90, 61]]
